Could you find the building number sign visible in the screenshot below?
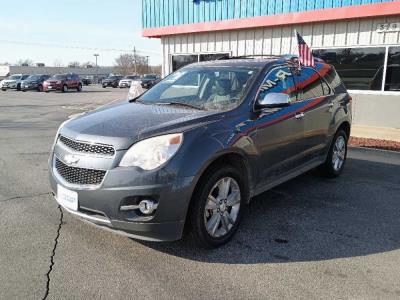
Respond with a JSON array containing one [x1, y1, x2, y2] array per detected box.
[[377, 23, 400, 33]]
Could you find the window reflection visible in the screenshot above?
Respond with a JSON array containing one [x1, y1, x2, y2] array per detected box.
[[313, 47, 385, 91]]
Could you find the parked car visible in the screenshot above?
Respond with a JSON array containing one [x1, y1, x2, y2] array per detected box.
[[49, 55, 351, 248], [81, 76, 93, 86], [1, 74, 30, 91], [102, 75, 123, 88], [119, 75, 141, 88], [140, 74, 161, 89], [20, 74, 50, 92], [43, 74, 82, 93]]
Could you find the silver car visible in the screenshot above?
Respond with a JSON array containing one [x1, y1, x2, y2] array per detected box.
[[1, 74, 30, 91]]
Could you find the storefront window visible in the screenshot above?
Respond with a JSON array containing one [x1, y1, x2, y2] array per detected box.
[[385, 47, 400, 91], [171, 53, 230, 72], [313, 47, 385, 91], [199, 53, 229, 61], [171, 55, 198, 72]]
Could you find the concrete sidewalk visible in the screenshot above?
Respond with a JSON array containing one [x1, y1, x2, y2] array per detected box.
[[351, 125, 400, 142]]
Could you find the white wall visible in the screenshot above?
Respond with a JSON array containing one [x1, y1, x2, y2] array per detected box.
[[161, 16, 400, 76]]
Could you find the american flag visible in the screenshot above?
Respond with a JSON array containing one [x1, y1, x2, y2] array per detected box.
[[296, 31, 315, 67]]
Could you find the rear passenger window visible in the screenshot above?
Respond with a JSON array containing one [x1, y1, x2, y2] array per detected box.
[[257, 66, 297, 103], [293, 67, 329, 101]]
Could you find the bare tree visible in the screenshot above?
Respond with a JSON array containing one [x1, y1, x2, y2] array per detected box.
[[16, 59, 34, 66], [68, 61, 81, 68], [115, 54, 135, 75], [53, 59, 64, 67]]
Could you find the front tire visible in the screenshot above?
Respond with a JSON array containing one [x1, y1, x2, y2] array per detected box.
[[77, 83, 82, 92], [319, 130, 348, 178], [188, 165, 246, 248], [62, 85, 68, 93]]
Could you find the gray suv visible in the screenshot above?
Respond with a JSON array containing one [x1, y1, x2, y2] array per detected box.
[[49, 56, 352, 248]]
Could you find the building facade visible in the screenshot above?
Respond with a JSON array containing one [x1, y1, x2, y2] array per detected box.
[[142, 0, 400, 128]]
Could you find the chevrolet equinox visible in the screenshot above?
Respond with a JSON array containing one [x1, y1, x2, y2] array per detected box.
[[49, 56, 351, 248]]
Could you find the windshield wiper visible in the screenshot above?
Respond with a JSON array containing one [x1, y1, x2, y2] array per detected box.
[[155, 101, 204, 110]]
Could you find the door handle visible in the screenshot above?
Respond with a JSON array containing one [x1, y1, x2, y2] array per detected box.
[[295, 112, 304, 119]]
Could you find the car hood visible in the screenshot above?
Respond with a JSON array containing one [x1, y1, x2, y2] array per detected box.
[[3, 79, 17, 83], [23, 80, 39, 84], [60, 101, 221, 150]]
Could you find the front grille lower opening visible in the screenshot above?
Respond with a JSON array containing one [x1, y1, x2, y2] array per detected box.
[[55, 158, 106, 186]]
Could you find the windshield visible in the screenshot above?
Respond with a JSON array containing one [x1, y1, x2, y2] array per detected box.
[[9, 75, 21, 80], [138, 66, 258, 111], [108, 76, 120, 79], [51, 74, 66, 80], [143, 74, 157, 79], [126, 76, 139, 80], [27, 75, 41, 80]]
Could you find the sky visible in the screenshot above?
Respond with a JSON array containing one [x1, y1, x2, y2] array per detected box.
[[0, 0, 161, 67]]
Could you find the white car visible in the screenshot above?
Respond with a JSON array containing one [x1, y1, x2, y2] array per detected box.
[[118, 75, 140, 88], [1, 74, 30, 91]]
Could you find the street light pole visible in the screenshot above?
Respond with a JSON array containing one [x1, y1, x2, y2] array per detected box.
[[93, 54, 99, 83]]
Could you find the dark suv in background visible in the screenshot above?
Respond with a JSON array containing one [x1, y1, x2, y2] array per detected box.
[[21, 74, 50, 92], [140, 74, 161, 89], [43, 74, 82, 93], [49, 55, 351, 248], [102, 75, 123, 88]]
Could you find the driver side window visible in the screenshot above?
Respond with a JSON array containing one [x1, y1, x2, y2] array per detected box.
[[257, 66, 297, 103]]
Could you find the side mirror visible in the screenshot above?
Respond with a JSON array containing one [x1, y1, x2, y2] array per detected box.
[[257, 92, 290, 108]]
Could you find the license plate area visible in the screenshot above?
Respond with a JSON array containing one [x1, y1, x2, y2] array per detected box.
[[57, 184, 78, 211]]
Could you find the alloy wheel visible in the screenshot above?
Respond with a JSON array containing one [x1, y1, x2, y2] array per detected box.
[[332, 135, 346, 171], [203, 177, 241, 238]]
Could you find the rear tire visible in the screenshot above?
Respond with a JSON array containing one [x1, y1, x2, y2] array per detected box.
[[77, 83, 82, 92], [37, 85, 43, 92], [17, 83, 21, 91], [62, 85, 68, 93], [188, 165, 246, 248], [319, 130, 348, 178]]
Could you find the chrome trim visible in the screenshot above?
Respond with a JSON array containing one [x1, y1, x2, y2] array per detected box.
[[120, 204, 140, 211], [57, 135, 116, 158], [59, 204, 112, 224]]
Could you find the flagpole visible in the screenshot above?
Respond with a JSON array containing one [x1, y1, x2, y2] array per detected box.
[[294, 29, 301, 70]]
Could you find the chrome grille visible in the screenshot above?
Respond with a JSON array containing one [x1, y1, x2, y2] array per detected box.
[[58, 135, 115, 156], [55, 158, 106, 186]]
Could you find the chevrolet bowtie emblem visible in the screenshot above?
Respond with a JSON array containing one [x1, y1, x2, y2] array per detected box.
[[64, 154, 80, 165]]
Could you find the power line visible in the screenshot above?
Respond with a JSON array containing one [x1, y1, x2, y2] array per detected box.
[[0, 39, 161, 56]]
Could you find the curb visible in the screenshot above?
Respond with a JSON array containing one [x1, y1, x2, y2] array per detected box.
[[348, 146, 400, 158]]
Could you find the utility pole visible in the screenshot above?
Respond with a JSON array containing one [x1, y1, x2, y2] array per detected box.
[[133, 47, 137, 74], [93, 54, 99, 83], [145, 56, 149, 73]]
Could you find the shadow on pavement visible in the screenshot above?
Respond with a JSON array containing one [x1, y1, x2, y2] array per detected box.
[[138, 157, 400, 264]]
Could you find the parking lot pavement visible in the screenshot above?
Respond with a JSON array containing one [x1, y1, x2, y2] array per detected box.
[[1, 87, 400, 299]]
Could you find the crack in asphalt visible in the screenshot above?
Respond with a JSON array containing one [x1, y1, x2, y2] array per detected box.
[[0, 192, 52, 203], [43, 205, 63, 300]]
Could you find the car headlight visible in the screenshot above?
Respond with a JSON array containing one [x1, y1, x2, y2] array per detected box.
[[119, 133, 183, 170]]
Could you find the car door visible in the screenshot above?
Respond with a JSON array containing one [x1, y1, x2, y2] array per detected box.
[[252, 65, 307, 187], [292, 66, 334, 162]]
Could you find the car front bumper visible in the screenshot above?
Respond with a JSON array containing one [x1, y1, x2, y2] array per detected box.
[[48, 153, 194, 241]]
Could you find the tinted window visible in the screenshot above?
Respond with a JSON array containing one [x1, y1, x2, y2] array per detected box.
[[257, 66, 297, 103], [314, 47, 385, 90], [172, 55, 198, 72], [293, 67, 327, 101], [385, 47, 400, 91]]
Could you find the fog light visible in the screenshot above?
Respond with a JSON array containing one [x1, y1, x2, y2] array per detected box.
[[138, 200, 158, 215]]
